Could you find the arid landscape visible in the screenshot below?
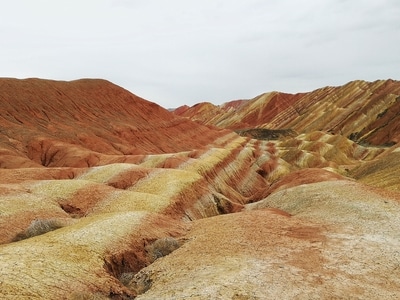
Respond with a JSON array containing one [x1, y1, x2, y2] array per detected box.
[[1, 78, 400, 299]]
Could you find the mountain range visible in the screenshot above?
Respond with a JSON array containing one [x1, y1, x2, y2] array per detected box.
[[0, 78, 399, 299]]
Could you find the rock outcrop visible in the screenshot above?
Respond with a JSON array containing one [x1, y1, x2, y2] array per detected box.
[[1, 78, 400, 299]]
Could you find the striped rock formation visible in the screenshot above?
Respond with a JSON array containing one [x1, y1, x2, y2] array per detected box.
[[1, 78, 400, 299], [174, 79, 400, 146]]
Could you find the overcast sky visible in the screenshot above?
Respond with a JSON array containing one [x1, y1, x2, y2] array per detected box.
[[1, 0, 399, 108]]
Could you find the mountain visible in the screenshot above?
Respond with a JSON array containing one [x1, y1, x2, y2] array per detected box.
[[1, 78, 400, 299], [174, 79, 400, 146], [0, 78, 233, 169]]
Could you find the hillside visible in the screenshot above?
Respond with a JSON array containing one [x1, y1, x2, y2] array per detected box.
[[1, 78, 400, 299], [0, 78, 236, 168], [174, 79, 400, 146]]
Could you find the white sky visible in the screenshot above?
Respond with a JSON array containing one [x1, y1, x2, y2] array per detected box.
[[1, 0, 400, 108]]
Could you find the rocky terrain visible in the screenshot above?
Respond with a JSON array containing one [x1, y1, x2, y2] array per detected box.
[[1, 78, 400, 299]]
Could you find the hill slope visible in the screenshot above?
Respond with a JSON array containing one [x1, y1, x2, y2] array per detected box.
[[0, 78, 229, 168], [174, 79, 400, 146]]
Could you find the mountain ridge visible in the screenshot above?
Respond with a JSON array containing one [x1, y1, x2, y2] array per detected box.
[[174, 79, 400, 146]]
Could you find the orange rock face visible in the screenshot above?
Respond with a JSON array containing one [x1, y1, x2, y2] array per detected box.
[[1, 78, 400, 299]]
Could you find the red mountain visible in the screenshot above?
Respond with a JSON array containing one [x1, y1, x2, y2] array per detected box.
[[0, 78, 229, 168]]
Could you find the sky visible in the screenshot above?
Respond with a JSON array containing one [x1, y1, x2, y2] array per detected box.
[[1, 0, 400, 108]]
